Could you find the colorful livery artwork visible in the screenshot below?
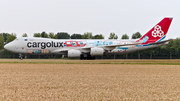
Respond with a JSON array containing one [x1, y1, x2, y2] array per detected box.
[[27, 49, 50, 54], [64, 41, 86, 47]]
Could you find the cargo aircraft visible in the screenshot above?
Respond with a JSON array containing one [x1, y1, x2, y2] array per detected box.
[[4, 17, 173, 60]]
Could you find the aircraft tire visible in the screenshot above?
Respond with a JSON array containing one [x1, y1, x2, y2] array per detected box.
[[80, 55, 95, 60], [80, 55, 85, 60], [87, 55, 95, 60]]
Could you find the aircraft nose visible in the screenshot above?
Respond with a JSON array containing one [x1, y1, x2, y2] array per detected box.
[[4, 43, 13, 51]]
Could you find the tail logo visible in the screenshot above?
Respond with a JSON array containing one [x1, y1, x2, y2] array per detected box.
[[152, 25, 164, 37]]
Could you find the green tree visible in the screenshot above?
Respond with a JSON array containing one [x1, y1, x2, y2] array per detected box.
[[49, 32, 55, 39], [41, 31, 48, 38], [33, 33, 41, 37], [162, 38, 180, 57], [71, 34, 82, 39], [0, 34, 4, 49], [0, 33, 10, 43], [132, 32, 142, 39], [22, 33, 28, 37], [121, 34, 129, 39], [82, 32, 93, 39], [108, 32, 118, 39], [54, 34, 57, 39], [7, 33, 17, 43], [57, 32, 70, 39], [93, 34, 104, 39]]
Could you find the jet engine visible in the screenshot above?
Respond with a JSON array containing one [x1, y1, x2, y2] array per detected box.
[[90, 47, 104, 56], [68, 49, 81, 58]]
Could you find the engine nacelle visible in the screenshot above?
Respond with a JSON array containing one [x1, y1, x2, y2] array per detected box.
[[68, 49, 81, 58], [90, 48, 104, 56]]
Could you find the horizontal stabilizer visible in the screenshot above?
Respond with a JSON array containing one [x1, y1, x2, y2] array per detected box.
[[148, 39, 174, 45]]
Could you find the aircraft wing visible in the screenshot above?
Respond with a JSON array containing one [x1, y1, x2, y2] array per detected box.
[[53, 39, 173, 53], [52, 42, 142, 53], [95, 42, 142, 50]]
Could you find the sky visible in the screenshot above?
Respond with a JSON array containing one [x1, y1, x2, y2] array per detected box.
[[0, 0, 179, 39]]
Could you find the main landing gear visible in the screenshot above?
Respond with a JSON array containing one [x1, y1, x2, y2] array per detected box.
[[80, 54, 95, 60]]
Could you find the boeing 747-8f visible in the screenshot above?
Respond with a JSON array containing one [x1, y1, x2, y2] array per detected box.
[[4, 17, 173, 59]]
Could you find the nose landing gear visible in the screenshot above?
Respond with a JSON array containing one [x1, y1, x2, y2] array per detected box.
[[19, 54, 23, 60]]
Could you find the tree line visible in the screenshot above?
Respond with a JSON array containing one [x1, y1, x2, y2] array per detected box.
[[25, 31, 139, 40], [0, 32, 179, 59]]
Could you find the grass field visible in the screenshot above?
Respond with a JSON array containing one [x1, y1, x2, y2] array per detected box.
[[0, 59, 180, 65], [0, 59, 180, 100]]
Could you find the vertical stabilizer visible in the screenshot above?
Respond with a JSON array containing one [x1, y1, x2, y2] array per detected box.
[[137, 17, 173, 44]]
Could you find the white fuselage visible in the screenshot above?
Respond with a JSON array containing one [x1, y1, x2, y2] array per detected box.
[[4, 37, 167, 56]]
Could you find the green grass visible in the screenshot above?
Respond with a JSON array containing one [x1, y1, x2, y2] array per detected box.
[[0, 59, 180, 65]]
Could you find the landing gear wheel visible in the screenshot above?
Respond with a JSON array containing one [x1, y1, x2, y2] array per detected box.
[[80, 54, 95, 60], [87, 55, 95, 60], [91, 56, 95, 60], [19, 54, 23, 60], [80, 55, 84, 60]]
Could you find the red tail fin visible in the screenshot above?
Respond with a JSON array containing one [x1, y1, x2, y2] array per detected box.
[[137, 17, 173, 44]]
